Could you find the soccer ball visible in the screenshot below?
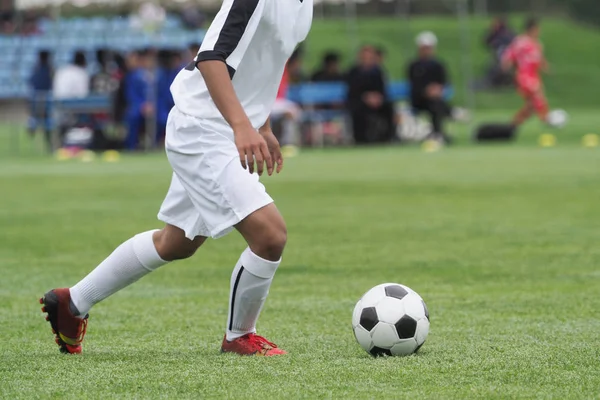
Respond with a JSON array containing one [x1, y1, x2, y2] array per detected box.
[[352, 283, 429, 357], [547, 109, 568, 128]]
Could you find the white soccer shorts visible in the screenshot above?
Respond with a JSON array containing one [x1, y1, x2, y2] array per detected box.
[[157, 107, 273, 239]]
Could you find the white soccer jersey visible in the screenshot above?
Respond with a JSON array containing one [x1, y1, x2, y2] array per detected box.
[[170, 0, 313, 132]]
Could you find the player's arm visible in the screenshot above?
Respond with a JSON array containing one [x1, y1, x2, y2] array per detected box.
[[258, 117, 271, 134], [501, 47, 515, 72], [195, 0, 273, 176], [541, 57, 550, 73], [258, 116, 284, 173]]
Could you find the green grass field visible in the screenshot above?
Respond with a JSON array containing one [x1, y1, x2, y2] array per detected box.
[[1, 130, 600, 398], [1, 13, 599, 397]]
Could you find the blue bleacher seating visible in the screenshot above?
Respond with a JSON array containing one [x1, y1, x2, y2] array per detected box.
[[0, 14, 206, 99]]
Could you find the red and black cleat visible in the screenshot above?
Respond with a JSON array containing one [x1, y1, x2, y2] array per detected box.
[[39, 288, 88, 354], [221, 333, 287, 356]]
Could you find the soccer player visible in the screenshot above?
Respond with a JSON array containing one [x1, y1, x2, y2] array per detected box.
[[40, 0, 313, 356], [502, 18, 554, 128]]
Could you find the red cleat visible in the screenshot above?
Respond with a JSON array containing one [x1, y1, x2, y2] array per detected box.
[[221, 333, 287, 356], [39, 288, 88, 354]]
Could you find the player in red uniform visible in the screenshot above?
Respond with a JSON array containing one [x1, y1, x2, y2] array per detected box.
[[502, 18, 553, 128]]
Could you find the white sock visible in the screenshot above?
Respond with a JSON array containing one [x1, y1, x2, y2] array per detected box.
[[226, 247, 280, 341], [70, 230, 168, 316]]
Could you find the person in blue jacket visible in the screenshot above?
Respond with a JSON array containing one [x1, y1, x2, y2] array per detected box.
[[28, 50, 53, 149], [155, 49, 181, 146], [124, 49, 155, 151]]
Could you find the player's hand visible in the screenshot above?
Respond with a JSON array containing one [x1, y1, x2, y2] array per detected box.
[[259, 129, 283, 175], [234, 124, 273, 176], [141, 103, 154, 116], [426, 84, 443, 99], [363, 92, 383, 108]]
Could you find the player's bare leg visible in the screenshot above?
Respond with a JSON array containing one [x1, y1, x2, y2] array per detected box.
[[531, 89, 550, 124], [512, 103, 534, 128], [40, 225, 205, 354], [153, 225, 206, 261], [221, 203, 288, 356]]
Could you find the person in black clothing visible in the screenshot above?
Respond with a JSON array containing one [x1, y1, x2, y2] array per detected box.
[[407, 31, 452, 144], [91, 49, 119, 94], [483, 17, 515, 88], [346, 45, 395, 144], [311, 51, 343, 82]]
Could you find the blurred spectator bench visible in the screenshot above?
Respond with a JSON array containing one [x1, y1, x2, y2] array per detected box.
[[50, 95, 112, 149], [52, 95, 111, 114], [286, 81, 453, 145], [287, 81, 453, 107]]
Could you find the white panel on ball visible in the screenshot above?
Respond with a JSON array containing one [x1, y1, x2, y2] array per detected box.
[[353, 325, 372, 351], [374, 296, 405, 324], [359, 285, 387, 307], [415, 318, 430, 345], [400, 284, 421, 299], [370, 322, 399, 349], [391, 338, 418, 356], [403, 294, 426, 320], [352, 301, 362, 328]]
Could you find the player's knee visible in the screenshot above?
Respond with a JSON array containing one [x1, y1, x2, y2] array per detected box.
[[254, 223, 287, 261], [154, 228, 205, 261]]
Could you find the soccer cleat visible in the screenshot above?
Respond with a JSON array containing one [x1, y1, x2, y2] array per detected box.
[[39, 288, 88, 354], [221, 333, 287, 356]]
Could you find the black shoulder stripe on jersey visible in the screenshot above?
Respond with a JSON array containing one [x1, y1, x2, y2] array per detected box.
[[185, 53, 236, 79], [185, 0, 260, 78], [213, 0, 260, 60]]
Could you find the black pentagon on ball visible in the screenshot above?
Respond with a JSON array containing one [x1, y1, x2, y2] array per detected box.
[[395, 315, 418, 339], [384, 285, 408, 300], [370, 346, 392, 357], [359, 307, 378, 331], [422, 300, 430, 321]]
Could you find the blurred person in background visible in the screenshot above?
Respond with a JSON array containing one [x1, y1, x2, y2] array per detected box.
[[130, 1, 165, 33], [310, 51, 345, 143], [156, 49, 181, 146], [187, 42, 201, 63], [483, 16, 515, 88], [53, 51, 89, 99], [28, 50, 53, 147], [180, 3, 205, 30], [311, 51, 343, 82], [346, 45, 395, 144], [91, 49, 118, 94], [286, 46, 307, 84], [90, 49, 119, 134], [375, 46, 386, 68], [0, 7, 15, 34], [502, 18, 555, 128], [485, 17, 515, 58], [112, 52, 129, 130], [407, 32, 453, 144], [124, 49, 155, 150], [271, 49, 303, 146]]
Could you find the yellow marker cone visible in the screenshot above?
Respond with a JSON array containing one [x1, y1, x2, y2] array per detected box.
[[281, 145, 299, 158], [421, 139, 441, 153], [538, 133, 556, 148], [102, 150, 121, 162], [79, 150, 96, 163], [55, 148, 71, 161], [582, 134, 599, 148]]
